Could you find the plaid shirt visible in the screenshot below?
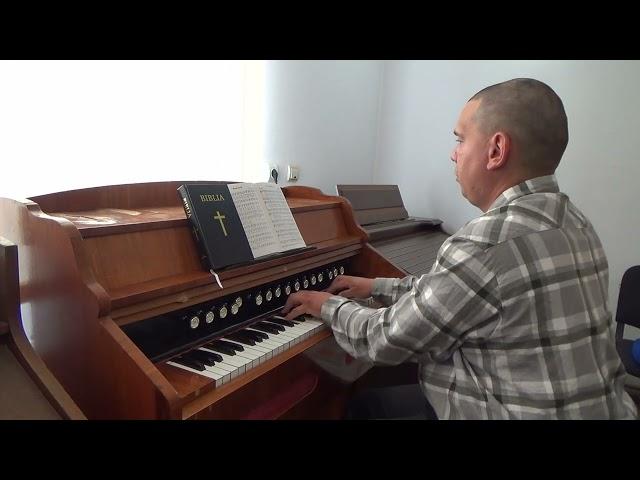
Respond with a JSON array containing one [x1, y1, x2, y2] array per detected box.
[[321, 175, 638, 419]]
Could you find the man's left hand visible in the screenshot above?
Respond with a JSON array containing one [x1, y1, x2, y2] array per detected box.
[[281, 291, 333, 321]]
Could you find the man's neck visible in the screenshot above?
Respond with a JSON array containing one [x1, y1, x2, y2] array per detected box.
[[479, 172, 546, 212]]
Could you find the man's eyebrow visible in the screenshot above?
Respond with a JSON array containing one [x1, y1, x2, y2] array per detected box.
[[453, 129, 462, 137]]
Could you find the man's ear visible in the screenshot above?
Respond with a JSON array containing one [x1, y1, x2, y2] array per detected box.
[[486, 132, 510, 171]]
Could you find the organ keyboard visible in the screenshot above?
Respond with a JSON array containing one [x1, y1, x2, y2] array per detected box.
[[166, 315, 326, 386], [0, 182, 407, 419]]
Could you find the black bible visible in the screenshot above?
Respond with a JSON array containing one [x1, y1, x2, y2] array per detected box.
[[178, 182, 307, 271]]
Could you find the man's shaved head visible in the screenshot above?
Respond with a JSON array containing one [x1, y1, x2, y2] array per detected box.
[[469, 78, 568, 174]]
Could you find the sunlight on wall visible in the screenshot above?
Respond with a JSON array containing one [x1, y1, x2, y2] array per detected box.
[[0, 60, 266, 199]]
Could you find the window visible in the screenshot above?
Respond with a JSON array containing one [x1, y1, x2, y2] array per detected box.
[[0, 60, 266, 199]]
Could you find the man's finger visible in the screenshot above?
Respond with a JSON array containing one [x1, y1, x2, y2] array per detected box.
[[339, 288, 354, 298], [326, 279, 347, 294], [284, 304, 307, 321], [281, 293, 302, 314]]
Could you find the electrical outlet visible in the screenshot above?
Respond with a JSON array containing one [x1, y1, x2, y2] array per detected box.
[[287, 165, 299, 182], [269, 165, 279, 183]]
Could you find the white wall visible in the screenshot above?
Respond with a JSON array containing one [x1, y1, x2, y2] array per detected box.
[[264, 60, 383, 195], [0, 60, 254, 199], [375, 60, 640, 326]]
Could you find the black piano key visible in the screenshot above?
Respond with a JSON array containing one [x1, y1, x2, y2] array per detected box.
[[187, 349, 222, 365], [183, 351, 214, 366], [259, 320, 286, 332], [225, 332, 256, 346], [243, 328, 268, 340], [251, 323, 280, 335], [257, 321, 285, 332], [294, 315, 306, 322], [205, 343, 236, 356], [171, 356, 205, 371], [267, 317, 297, 328], [213, 339, 244, 352], [271, 314, 299, 323], [228, 330, 262, 342]]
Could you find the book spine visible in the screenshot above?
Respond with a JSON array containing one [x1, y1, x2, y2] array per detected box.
[[177, 185, 214, 271]]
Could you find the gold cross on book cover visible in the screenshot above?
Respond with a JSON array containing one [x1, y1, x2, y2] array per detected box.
[[178, 182, 309, 271], [213, 211, 227, 236]]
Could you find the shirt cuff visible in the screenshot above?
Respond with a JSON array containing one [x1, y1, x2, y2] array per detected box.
[[371, 277, 398, 302], [320, 295, 352, 323]]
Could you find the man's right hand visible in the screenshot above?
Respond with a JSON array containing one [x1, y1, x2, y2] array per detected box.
[[325, 275, 375, 299]]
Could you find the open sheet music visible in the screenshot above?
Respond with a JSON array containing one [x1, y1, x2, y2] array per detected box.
[[178, 182, 307, 271]]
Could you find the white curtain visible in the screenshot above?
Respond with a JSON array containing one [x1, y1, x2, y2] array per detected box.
[[0, 60, 267, 200]]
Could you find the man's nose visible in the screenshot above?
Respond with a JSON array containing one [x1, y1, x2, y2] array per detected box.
[[450, 149, 457, 163]]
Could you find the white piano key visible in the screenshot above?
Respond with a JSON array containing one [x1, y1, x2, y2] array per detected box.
[[203, 358, 235, 373], [261, 329, 293, 344], [301, 319, 324, 329], [225, 367, 240, 380], [263, 334, 290, 354], [280, 323, 316, 337], [240, 342, 273, 360], [232, 346, 262, 362], [238, 340, 273, 361], [281, 319, 321, 334], [229, 348, 262, 369], [166, 361, 218, 379], [167, 361, 224, 384], [263, 328, 298, 342], [268, 322, 317, 342], [235, 340, 271, 355], [204, 363, 233, 379]]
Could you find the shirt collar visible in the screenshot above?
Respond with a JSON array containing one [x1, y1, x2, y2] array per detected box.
[[488, 175, 560, 211]]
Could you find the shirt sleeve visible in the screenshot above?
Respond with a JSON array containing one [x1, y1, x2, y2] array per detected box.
[[370, 276, 420, 307], [320, 243, 501, 365]]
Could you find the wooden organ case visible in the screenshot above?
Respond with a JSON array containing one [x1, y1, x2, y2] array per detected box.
[[0, 237, 85, 419], [0, 182, 405, 419]]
